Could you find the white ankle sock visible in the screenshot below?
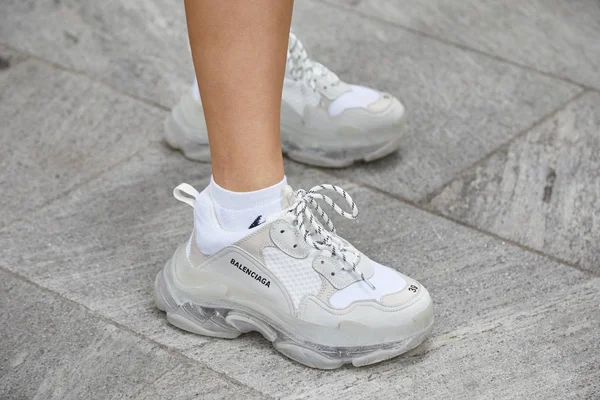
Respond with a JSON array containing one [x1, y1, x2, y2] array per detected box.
[[208, 176, 287, 232]]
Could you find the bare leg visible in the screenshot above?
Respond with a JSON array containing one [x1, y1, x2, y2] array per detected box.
[[185, 0, 293, 192]]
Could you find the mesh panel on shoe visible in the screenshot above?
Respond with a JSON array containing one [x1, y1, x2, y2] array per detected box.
[[263, 247, 322, 309]]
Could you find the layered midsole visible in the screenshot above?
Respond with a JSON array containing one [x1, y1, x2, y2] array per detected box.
[[159, 246, 434, 349], [172, 91, 404, 151], [280, 118, 404, 150]]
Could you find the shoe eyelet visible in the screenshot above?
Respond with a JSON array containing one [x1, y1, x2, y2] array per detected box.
[[320, 260, 324, 264], [330, 272, 335, 276], [293, 244, 297, 248], [280, 230, 285, 233]]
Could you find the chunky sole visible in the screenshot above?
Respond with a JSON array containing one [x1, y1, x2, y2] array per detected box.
[[164, 104, 212, 162], [281, 126, 404, 168], [154, 262, 434, 370], [163, 93, 405, 168]]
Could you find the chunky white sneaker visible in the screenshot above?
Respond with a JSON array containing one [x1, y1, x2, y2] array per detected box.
[[164, 33, 406, 168], [155, 182, 433, 369]]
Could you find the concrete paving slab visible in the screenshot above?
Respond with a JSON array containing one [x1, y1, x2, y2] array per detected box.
[[1, 145, 598, 398], [135, 363, 268, 400], [429, 91, 600, 274], [0, 0, 192, 108], [292, 1, 580, 201], [0, 270, 172, 399], [0, 59, 161, 228], [0, 269, 266, 399], [329, 0, 600, 89]]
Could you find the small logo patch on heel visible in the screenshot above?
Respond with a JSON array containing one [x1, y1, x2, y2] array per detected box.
[[249, 215, 265, 229]]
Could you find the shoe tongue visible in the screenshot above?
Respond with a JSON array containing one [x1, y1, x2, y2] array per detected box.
[[281, 185, 296, 209]]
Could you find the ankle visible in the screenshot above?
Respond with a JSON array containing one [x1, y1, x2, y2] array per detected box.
[[212, 169, 285, 193], [193, 176, 288, 247]]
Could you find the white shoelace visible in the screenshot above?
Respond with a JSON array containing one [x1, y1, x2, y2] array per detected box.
[[287, 33, 341, 91], [287, 184, 375, 290]]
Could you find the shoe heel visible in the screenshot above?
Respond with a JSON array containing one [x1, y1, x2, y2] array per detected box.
[[154, 267, 178, 312], [154, 268, 240, 339], [163, 96, 211, 162]]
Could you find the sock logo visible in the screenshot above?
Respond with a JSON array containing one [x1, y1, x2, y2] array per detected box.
[[248, 215, 265, 229], [231, 258, 271, 288]]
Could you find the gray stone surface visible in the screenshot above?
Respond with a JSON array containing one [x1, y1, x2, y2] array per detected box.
[[429, 91, 600, 274], [0, 0, 192, 108], [292, 1, 580, 200], [0, 270, 177, 399], [329, 0, 600, 89], [1, 144, 598, 398], [135, 364, 267, 400], [0, 59, 161, 228]]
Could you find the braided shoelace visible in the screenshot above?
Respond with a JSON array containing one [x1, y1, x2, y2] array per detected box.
[[287, 184, 375, 290], [287, 33, 340, 91]]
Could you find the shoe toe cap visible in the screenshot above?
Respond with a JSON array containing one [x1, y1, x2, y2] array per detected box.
[[381, 273, 427, 307]]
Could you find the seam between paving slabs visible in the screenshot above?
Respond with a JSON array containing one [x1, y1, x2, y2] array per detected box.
[[338, 178, 600, 279], [0, 50, 29, 70], [0, 41, 171, 113], [128, 363, 271, 400], [128, 367, 179, 400], [319, 0, 598, 92], [0, 266, 275, 400], [0, 140, 160, 231], [419, 89, 589, 205]]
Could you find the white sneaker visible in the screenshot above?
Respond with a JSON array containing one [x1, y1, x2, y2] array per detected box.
[[155, 182, 433, 369], [164, 33, 406, 168]]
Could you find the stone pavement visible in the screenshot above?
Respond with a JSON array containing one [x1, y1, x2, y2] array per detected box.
[[1, 1, 599, 398]]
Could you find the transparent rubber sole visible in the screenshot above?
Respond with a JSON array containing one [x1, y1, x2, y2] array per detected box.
[[163, 94, 405, 168], [164, 109, 211, 162], [154, 266, 434, 369], [281, 129, 403, 168]]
